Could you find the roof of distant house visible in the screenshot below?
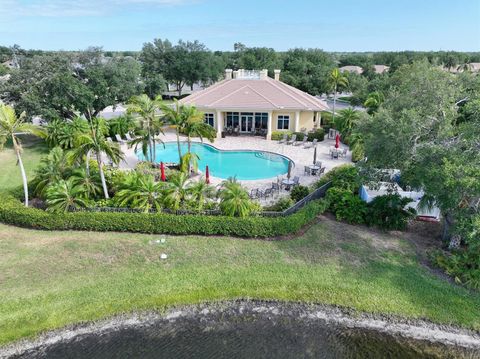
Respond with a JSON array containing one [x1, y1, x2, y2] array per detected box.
[[180, 69, 329, 112], [339, 65, 363, 74], [373, 65, 390, 74]]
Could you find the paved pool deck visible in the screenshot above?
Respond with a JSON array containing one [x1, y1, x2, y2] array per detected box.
[[118, 131, 352, 197]]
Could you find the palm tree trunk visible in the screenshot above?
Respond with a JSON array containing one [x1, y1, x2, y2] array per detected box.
[[96, 152, 109, 199], [13, 135, 29, 207], [176, 130, 182, 161], [187, 135, 192, 174], [332, 84, 337, 124], [86, 150, 91, 176]]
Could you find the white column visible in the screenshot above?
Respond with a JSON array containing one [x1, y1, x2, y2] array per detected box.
[[266, 111, 273, 140], [294, 111, 300, 132], [216, 111, 223, 139]]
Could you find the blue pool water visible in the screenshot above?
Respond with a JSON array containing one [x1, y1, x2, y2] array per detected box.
[[136, 142, 290, 180]]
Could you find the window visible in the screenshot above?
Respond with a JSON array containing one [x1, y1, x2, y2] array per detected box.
[[277, 115, 290, 130], [226, 112, 239, 128], [204, 113, 214, 127], [255, 113, 268, 129]]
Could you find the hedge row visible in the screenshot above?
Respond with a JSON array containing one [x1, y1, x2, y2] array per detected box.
[[0, 194, 330, 238]]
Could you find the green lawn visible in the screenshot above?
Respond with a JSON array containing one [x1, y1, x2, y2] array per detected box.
[[0, 217, 479, 345], [0, 140, 48, 191]]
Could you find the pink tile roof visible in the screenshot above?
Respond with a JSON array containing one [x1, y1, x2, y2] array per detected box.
[[180, 77, 329, 112]]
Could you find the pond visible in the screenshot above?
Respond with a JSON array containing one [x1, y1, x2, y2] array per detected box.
[[8, 303, 479, 359], [135, 142, 291, 180]]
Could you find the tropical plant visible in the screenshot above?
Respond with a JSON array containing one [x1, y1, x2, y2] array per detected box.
[[163, 171, 190, 210], [366, 194, 416, 230], [161, 99, 186, 160], [218, 178, 256, 217], [328, 68, 348, 123], [108, 114, 135, 138], [335, 108, 360, 138], [364, 91, 385, 115], [31, 147, 71, 198], [290, 185, 310, 203], [180, 152, 200, 174], [187, 179, 215, 212], [113, 172, 164, 212], [45, 117, 89, 149], [70, 167, 102, 199], [45, 178, 88, 213], [71, 117, 124, 199], [0, 103, 45, 206], [45, 119, 65, 148], [127, 94, 164, 162]]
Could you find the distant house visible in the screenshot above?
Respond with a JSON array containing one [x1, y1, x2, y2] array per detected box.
[[466, 62, 480, 72], [180, 69, 329, 139], [339, 65, 363, 75], [373, 65, 390, 74], [1, 60, 18, 69]]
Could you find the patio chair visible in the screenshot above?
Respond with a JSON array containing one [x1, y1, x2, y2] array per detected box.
[[341, 148, 348, 157], [292, 176, 300, 186], [304, 166, 311, 176], [317, 167, 326, 177], [263, 188, 273, 198], [315, 161, 322, 168], [286, 134, 297, 145], [304, 138, 318, 149], [278, 134, 288, 144], [115, 134, 125, 144], [249, 189, 258, 200], [233, 127, 240, 136], [256, 189, 265, 198], [294, 136, 307, 146], [271, 182, 280, 194]]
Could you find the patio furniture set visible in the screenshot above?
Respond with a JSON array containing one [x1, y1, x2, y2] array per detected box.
[[278, 134, 318, 149], [304, 161, 326, 177], [249, 176, 301, 200], [329, 146, 348, 159]]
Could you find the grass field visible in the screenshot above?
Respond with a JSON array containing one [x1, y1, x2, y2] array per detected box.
[[1, 217, 479, 345]]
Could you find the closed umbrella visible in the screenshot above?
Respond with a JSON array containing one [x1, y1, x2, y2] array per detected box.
[[335, 133, 340, 149], [160, 162, 166, 182], [313, 146, 317, 165], [205, 165, 210, 184], [287, 160, 292, 180]]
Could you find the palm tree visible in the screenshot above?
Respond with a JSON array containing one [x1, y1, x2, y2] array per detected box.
[[71, 167, 102, 200], [71, 118, 124, 199], [182, 105, 215, 153], [163, 171, 190, 210], [31, 147, 71, 198], [180, 152, 200, 174], [108, 114, 135, 138], [187, 179, 215, 212], [113, 172, 164, 212], [0, 103, 45, 206], [328, 68, 348, 124], [335, 108, 360, 138], [161, 99, 186, 160], [364, 91, 384, 115], [218, 178, 255, 217], [127, 94, 164, 162], [46, 178, 88, 213]]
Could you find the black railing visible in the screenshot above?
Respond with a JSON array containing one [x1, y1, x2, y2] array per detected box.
[[73, 182, 331, 217]]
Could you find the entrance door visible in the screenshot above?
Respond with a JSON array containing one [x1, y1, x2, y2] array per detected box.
[[240, 113, 254, 133]]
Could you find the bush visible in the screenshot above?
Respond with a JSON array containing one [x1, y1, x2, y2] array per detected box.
[[351, 143, 365, 162], [320, 111, 333, 126], [263, 197, 294, 212], [0, 193, 330, 238], [366, 194, 416, 230], [326, 188, 366, 224], [271, 131, 292, 141], [307, 128, 325, 142], [315, 164, 360, 192], [290, 185, 310, 203]]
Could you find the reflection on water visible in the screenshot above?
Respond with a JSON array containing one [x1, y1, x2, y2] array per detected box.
[[12, 309, 479, 359]]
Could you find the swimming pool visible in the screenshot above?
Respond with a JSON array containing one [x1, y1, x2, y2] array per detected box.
[[136, 142, 290, 180]]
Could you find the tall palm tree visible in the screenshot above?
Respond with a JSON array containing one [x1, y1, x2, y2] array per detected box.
[[127, 94, 164, 162], [46, 178, 88, 213], [71, 118, 124, 199], [113, 172, 164, 212], [328, 68, 348, 124], [0, 103, 45, 206], [161, 99, 187, 160], [335, 108, 360, 138], [163, 171, 190, 210], [218, 178, 255, 217], [181, 105, 215, 153]]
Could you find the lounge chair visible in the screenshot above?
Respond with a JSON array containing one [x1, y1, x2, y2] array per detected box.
[[115, 134, 125, 144], [286, 134, 297, 145], [304, 138, 318, 149], [293, 136, 307, 146], [106, 137, 113, 143], [278, 134, 288, 144], [125, 132, 136, 141]]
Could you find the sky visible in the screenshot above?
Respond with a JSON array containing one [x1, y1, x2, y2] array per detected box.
[[0, 0, 479, 52]]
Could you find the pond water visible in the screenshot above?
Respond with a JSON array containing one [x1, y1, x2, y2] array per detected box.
[[11, 305, 478, 359], [135, 142, 290, 180]]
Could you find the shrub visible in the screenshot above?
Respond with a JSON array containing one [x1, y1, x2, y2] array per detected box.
[[290, 185, 310, 203], [316, 164, 360, 192], [351, 143, 365, 162], [271, 131, 292, 141], [366, 194, 416, 230], [320, 111, 333, 126], [326, 188, 366, 224], [263, 197, 294, 212], [307, 128, 325, 142], [0, 193, 330, 238]]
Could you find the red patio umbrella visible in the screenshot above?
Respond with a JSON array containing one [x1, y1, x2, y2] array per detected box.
[[160, 162, 166, 182], [335, 133, 340, 149], [205, 165, 210, 184]]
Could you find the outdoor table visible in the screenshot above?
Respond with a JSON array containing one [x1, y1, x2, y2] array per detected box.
[[308, 165, 320, 175], [282, 179, 295, 191], [330, 148, 340, 159]]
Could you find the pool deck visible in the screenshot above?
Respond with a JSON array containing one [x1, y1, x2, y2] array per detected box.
[[119, 131, 352, 200]]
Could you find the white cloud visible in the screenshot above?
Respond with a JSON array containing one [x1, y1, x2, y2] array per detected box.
[[0, 0, 194, 17]]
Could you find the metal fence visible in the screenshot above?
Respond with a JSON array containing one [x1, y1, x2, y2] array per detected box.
[[73, 182, 331, 218]]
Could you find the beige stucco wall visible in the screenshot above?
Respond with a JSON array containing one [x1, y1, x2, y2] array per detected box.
[[272, 110, 316, 132], [299, 111, 315, 131]]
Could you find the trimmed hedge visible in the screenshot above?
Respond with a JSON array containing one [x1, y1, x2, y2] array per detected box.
[[0, 193, 329, 238], [271, 131, 292, 141]]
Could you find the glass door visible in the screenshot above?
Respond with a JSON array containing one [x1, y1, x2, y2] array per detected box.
[[240, 113, 254, 133]]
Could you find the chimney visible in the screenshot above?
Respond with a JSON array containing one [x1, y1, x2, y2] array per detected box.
[[259, 69, 268, 80], [274, 69, 281, 81], [225, 69, 233, 80], [232, 70, 239, 79]]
